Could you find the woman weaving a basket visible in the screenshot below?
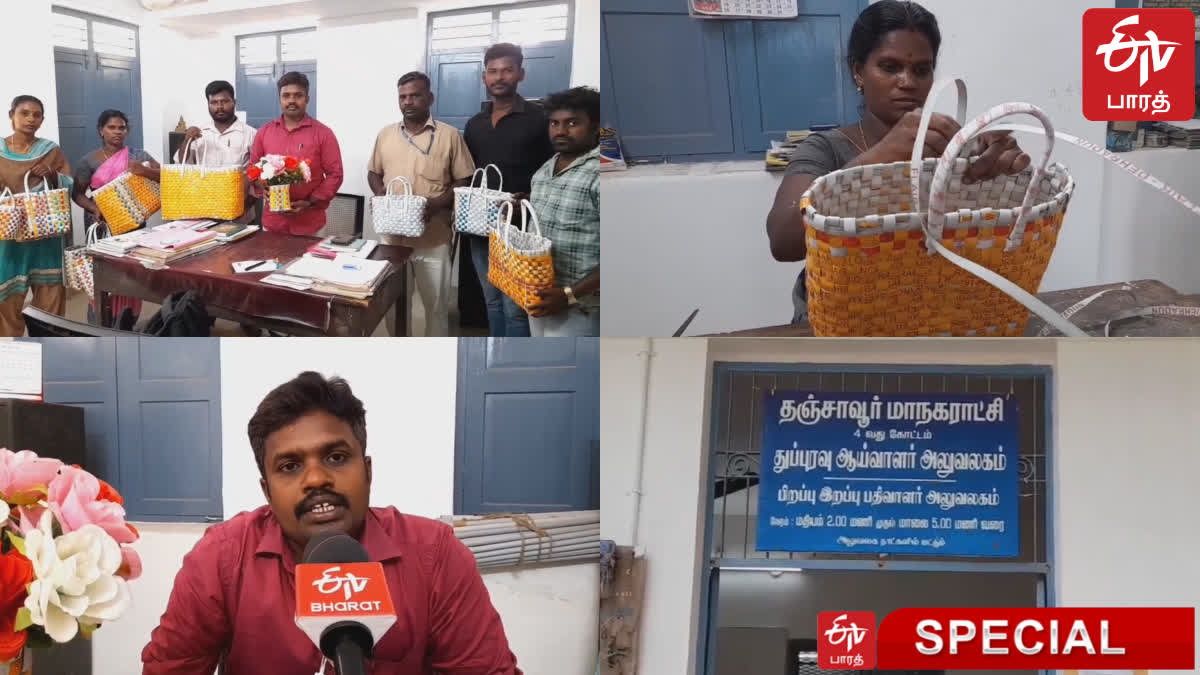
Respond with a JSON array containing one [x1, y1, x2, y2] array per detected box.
[[72, 109, 162, 328], [766, 0, 1040, 332], [0, 95, 73, 337]]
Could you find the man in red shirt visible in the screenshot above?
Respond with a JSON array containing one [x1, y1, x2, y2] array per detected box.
[[142, 372, 522, 674], [249, 71, 344, 235]]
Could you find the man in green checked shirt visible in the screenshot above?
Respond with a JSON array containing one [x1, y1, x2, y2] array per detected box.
[[527, 86, 601, 337]]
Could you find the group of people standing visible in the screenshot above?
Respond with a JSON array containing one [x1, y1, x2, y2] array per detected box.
[[0, 41, 600, 337]]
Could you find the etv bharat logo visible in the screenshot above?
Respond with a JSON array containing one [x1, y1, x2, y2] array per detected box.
[[1082, 8, 1195, 121], [312, 565, 370, 600], [818, 612, 876, 669]]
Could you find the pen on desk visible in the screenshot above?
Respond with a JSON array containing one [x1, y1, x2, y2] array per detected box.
[[245, 260, 268, 271]]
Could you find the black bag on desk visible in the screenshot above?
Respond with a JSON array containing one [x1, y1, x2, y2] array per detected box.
[[138, 290, 211, 337]]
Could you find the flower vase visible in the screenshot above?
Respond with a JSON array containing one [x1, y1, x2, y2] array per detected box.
[[6, 648, 32, 675], [268, 184, 292, 212]]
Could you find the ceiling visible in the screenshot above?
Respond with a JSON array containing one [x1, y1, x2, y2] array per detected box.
[[151, 0, 426, 34]]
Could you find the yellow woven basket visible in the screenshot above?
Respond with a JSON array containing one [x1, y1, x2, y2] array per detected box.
[[93, 171, 160, 235], [801, 79, 1077, 337], [487, 199, 555, 310], [162, 140, 245, 221]]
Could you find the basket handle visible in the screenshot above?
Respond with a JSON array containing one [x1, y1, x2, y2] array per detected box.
[[916, 95, 1082, 337], [182, 136, 210, 178], [519, 199, 541, 238], [929, 102, 1057, 247], [909, 78, 967, 208], [468, 167, 488, 191], [383, 176, 414, 215], [498, 199, 516, 247], [86, 222, 102, 246], [23, 171, 47, 195], [482, 164, 504, 194], [385, 176, 413, 198]]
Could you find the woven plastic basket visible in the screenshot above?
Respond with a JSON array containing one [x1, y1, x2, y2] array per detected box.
[[17, 171, 73, 241], [0, 188, 24, 240], [454, 164, 511, 236], [93, 171, 160, 235], [488, 199, 554, 310], [801, 78, 1079, 337], [372, 176, 427, 237], [63, 223, 102, 297], [161, 139, 245, 221]]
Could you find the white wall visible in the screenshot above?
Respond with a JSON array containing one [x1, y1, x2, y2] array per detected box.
[[601, 0, 1200, 337], [95, 338, 596, 675], [601, 337, 1200, 674]]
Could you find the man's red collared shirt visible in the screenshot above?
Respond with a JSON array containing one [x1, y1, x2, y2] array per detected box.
[[142, 505, 522, 674]]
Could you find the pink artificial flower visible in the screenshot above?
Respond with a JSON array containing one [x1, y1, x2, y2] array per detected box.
[[119, 545, 143, 581], [0, 448, 63, 504], [46, 466, 136, 545], [300, 161, 312, 182], [268, 154, 286, 171]]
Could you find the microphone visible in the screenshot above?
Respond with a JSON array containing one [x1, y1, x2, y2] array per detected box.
[[295, 532, 397, 675]]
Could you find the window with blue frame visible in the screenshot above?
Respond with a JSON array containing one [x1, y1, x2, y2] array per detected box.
[[601, 0, 868, 162]]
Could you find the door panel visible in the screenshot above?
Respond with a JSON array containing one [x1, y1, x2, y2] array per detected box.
[[116, 338, 222, 520], [455, 337, 599, 514], [431, 52, 486, 130], [54, 49, 90, 170], [38, 338, 119, 483], [92, 54, 143, 152], [238, 63, 280, 130]]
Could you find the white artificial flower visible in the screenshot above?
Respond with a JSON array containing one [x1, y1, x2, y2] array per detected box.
[[22, 512, 130, 643], [261, 164, 277, 181], [0, 501, 9, 524]]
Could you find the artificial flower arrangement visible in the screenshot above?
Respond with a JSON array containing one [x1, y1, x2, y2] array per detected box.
[[247, 154, 312, 212], [0, 448, 141, 667]]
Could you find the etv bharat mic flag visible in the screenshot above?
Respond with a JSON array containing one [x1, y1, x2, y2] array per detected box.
[[817, 608, 1195, 671], [1082, 8, 1196, 121], [294, 561, 397, 647]]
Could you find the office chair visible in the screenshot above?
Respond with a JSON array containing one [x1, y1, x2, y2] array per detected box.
[[22, 307, 140, 337]]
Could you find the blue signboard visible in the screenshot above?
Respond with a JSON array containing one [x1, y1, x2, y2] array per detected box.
[[757, 391, 1020, 557]]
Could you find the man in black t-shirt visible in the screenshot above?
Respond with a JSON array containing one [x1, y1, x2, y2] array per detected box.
[[463, 42, 555, 338]]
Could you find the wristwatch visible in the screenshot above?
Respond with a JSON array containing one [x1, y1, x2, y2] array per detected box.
[[564, 286, 579, 306]]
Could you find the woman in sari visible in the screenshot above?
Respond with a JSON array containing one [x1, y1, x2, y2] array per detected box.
[[0, 95, 72, 337], [72, 109, 161, 327]]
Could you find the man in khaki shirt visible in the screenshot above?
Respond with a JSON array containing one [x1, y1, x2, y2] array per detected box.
[[368, 71, 475, 336]]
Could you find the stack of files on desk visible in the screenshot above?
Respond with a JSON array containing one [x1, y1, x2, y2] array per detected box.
[[308, 237, 378, 260], [128, 229, 220, 264], [277, 254, 390, 299], [88, 232, 143, 256], [155, 220, 218, 231], [209, 222, 259, 243], [1160, 119, 1200, 149]]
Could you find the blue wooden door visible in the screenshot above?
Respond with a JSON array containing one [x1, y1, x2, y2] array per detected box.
[[431, 52, 487, 130], [455, 338, 600, 514], [727, 0, 866, 152], [53, 49, 90, 173], [600, 0, 735, 157], [39, 338, 120, 484], [238, 63, 279, 130], [514, 43, 573, 102], [116, 338, 222, 521], [282, 60, 318, 119], [91, 52, 144, 153]]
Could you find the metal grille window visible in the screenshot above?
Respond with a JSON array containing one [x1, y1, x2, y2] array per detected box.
[[430, 11, 495, 51], [91, 21, 137, 59], [51, 13, 88, 51], [237, 34, 277, 66], [429, 1, 573, 54], [708, 366, 1050, 566]]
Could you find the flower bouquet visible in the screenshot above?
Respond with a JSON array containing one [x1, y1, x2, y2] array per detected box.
[[247, 154, 312, 212], [0, 448, 141, 672]]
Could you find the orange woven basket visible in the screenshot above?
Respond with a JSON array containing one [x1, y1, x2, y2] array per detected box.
[[487, 199, 554, 311], [801, 79, 1079, 337]]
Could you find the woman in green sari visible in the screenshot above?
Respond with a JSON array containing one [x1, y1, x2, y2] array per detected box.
[[0, 95, 72, 337]]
